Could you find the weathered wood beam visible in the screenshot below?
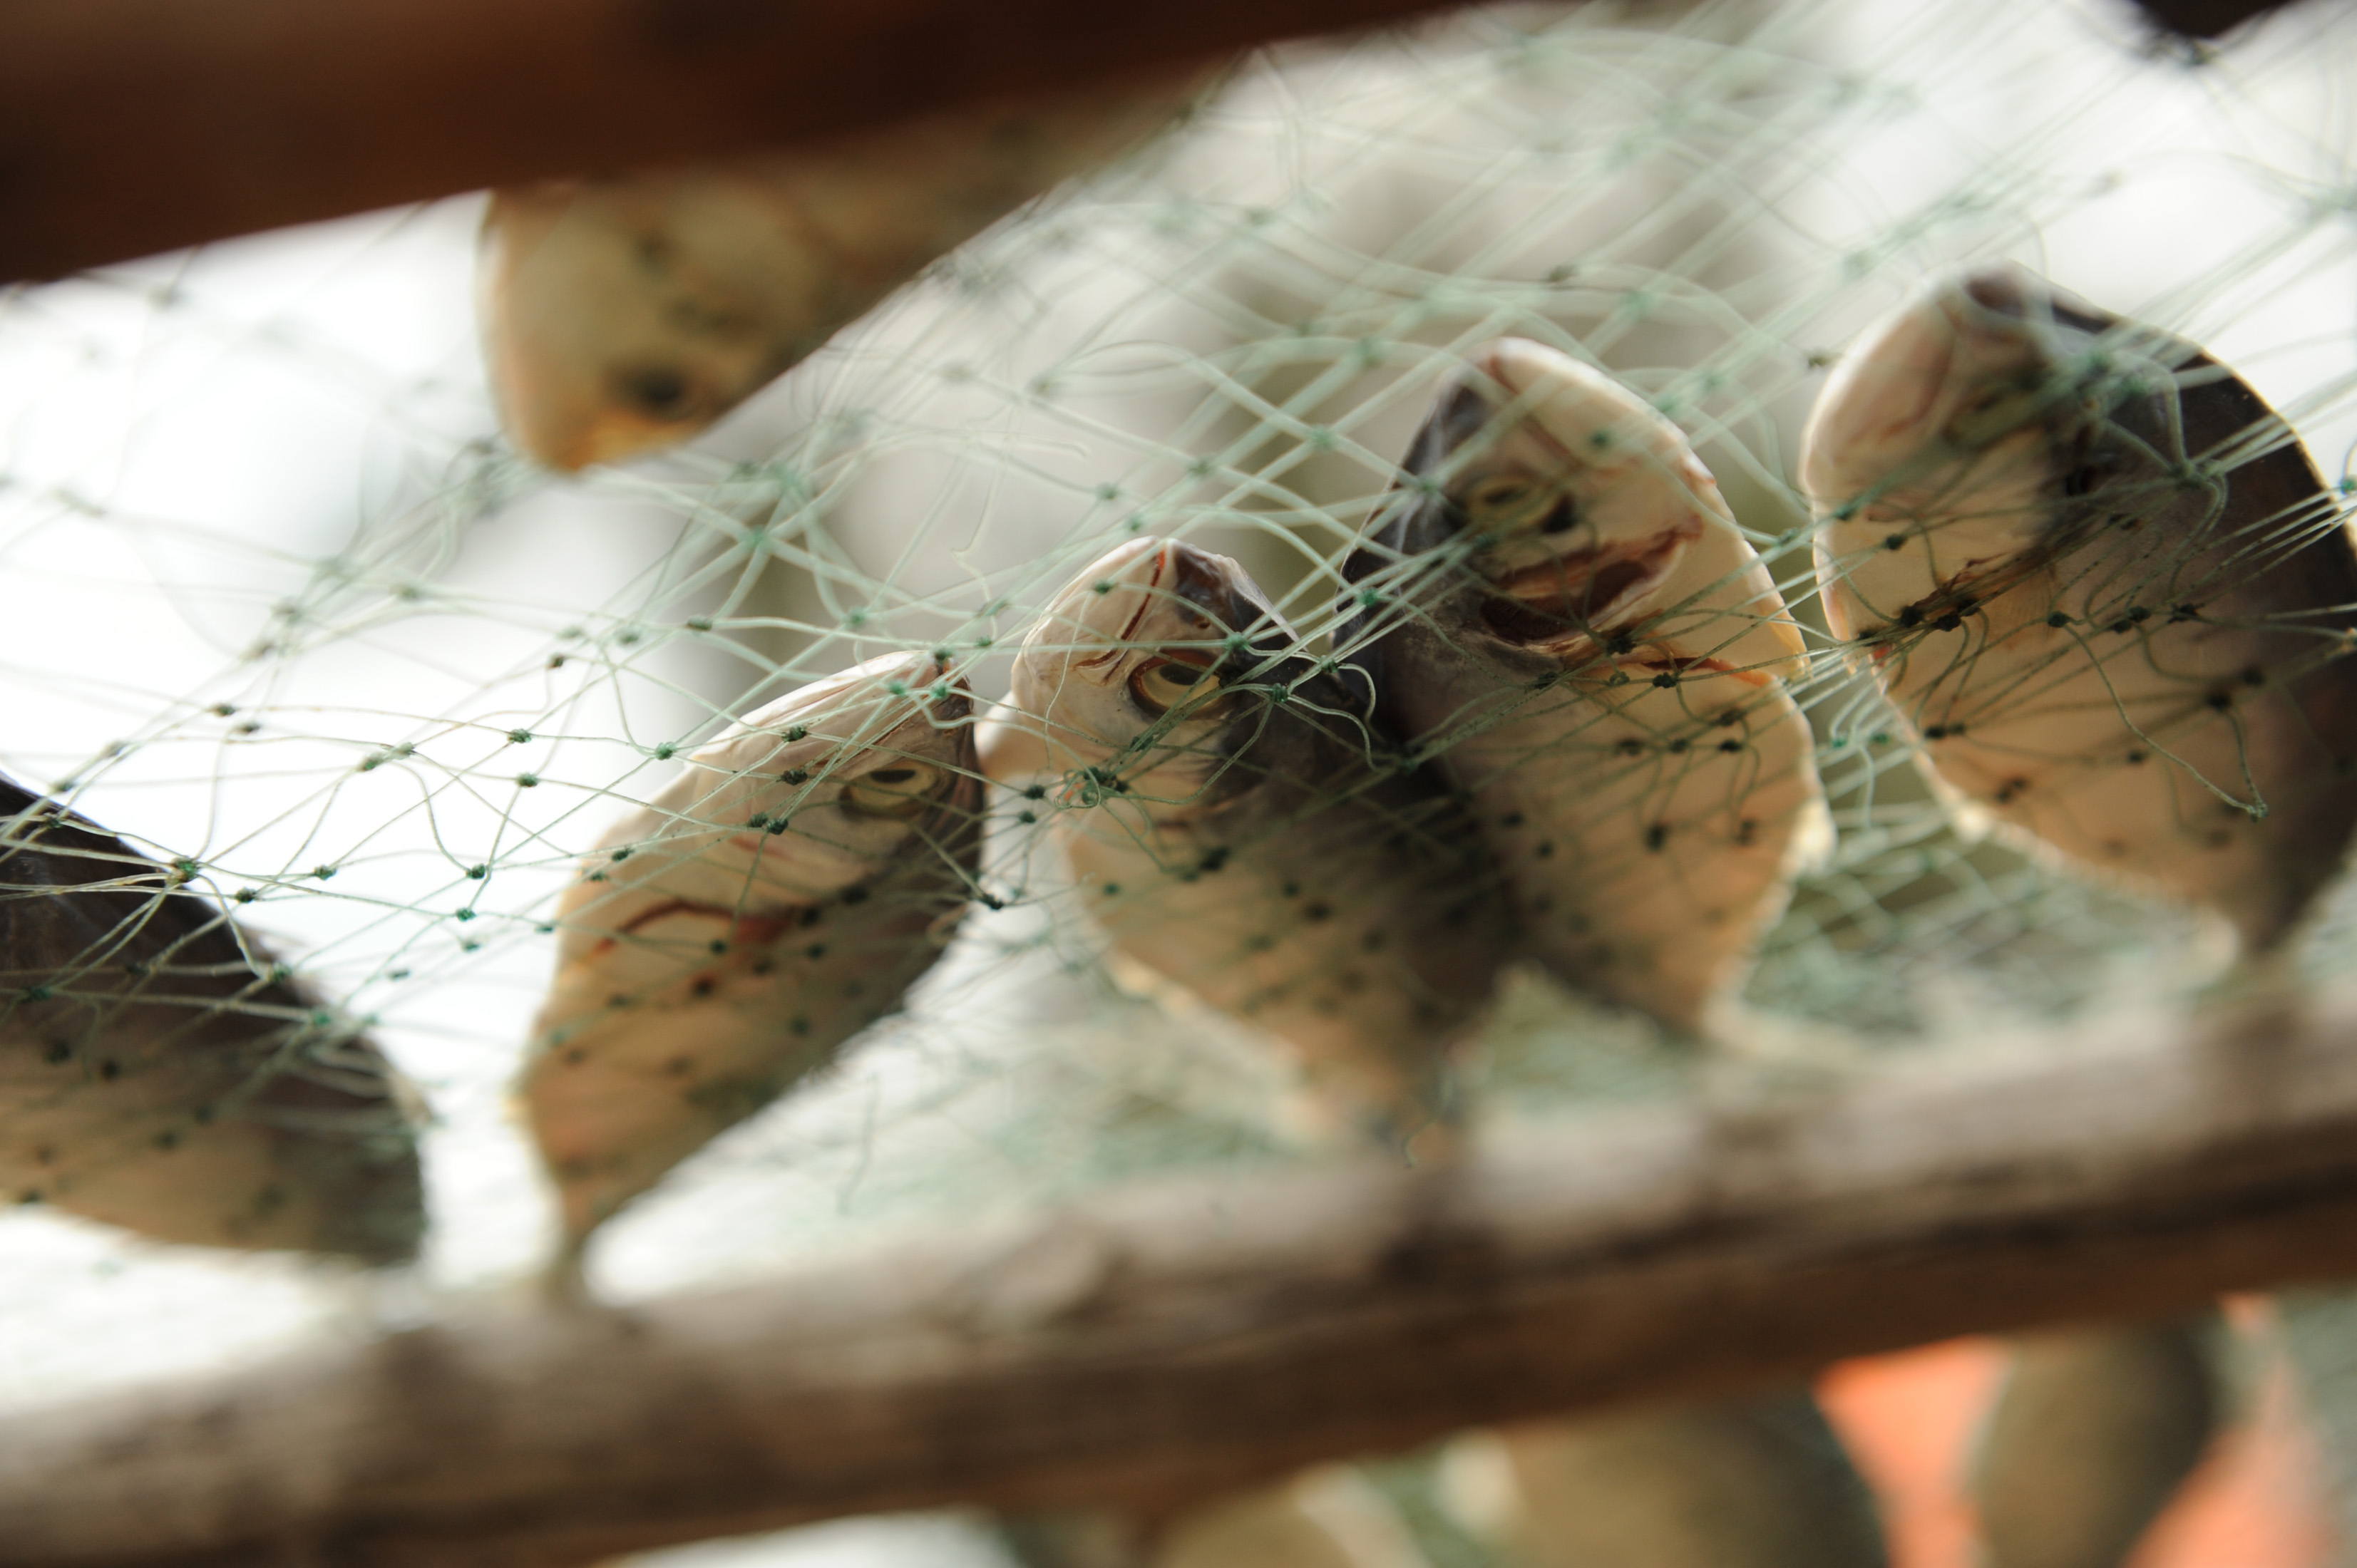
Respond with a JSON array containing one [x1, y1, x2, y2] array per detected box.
[[0, 0, 1477, 285], [0, 0, 2309, 287], [3, 991, 2357, 1566]]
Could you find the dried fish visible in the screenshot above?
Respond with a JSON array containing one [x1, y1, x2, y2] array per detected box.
[[481, 73, 1211, 468], [523, 653, 982, 1246], [1447, 1391, 1889, 1568], [1352, 341, 1864, 1568], [1972, 1314, 2226, 1568], [1799, 262, 2357, 955], [1343, 336, 1828, 1036], [1008, 537, 1509, 1150], [0, 778, 423, 1262], [1796, 265, 2340, 1568]]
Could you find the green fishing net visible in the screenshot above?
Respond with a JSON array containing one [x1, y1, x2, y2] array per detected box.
[[4, 1, 2357, 1564]]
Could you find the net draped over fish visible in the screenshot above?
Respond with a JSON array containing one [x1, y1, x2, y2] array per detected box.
[[4, 0, 2357, 1564]]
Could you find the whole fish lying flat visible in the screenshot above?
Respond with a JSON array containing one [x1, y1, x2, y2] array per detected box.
[[0, 777, 423, 1262], [1799, 262, 2357, 956], [1007, 537, 1509, 1150], [1341, 336, 1829, 1036], [523, 652, 982, 1247], [481, 72, 1212, 470], [1448, 1391, 1889, 1568]]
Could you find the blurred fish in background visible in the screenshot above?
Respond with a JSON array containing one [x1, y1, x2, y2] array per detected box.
[[0, 776, 423, 1262], [1003, 1468, 1431, 1568], [1444, 1392, 1889, 1568], [481, 69, 1217, 470]]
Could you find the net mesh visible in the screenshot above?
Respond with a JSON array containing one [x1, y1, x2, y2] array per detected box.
[[4, 0, 2357, 1562]]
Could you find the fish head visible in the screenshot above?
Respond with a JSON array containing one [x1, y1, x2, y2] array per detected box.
[[701, 654, 980, 881], [585, 652, 981, 917], [481, 177, 823, 470], [1011, 537, 1290, 788], [1799, 263, 2172, 639], [1372, 339, 1804, 679]]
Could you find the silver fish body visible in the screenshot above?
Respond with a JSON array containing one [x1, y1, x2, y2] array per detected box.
[[0, 778, 423, 1262], [481, 73, 1210, 470], [1447, 1390, 1889, 1568], [1010, 537, 1509, 1148], [1971, 1314, 2224, 1568], [523, 653, 982, 1242], [1342, 337, 1827, 1036], [1799, 264, 2357, 954]]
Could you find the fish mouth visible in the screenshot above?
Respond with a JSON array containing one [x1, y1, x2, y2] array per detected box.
[[1958, 263, 2117, 341], [1857, 549, 2048, 654], [1069, 540, 1270, 678], [1959, 266, 2030, 321], [1477, 523, 1696, 650]]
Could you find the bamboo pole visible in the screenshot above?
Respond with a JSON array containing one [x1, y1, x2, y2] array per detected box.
[[1, 991, 2355, 1567]]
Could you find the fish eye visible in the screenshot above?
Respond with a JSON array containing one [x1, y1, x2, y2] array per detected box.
[[614, 363, 699, 421], [839, 762, 943, 820], [1461, 473, 1549, 531], [1951, 377, 2049, 445], [1129, 656, 1224, 716]]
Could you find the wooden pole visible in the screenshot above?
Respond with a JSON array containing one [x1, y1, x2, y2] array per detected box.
[[0, 0, 2306, 286], [2, 991, 2356, 1567], [0, 0, 1469, 285]]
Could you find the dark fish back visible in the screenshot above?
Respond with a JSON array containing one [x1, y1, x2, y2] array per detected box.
[[2092, 349, 2357, 947]]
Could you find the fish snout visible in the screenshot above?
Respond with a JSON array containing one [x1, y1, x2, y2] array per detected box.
[[1044, 536, 1174, 664], [1958, 263, 2034, 321], [1164, 540, 1278, 641], [1802, 299, 1966, 506], [1043, 537, 1268, 684], [1400, 375, 1503, 491], [1480, 339, 1683, 474]]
